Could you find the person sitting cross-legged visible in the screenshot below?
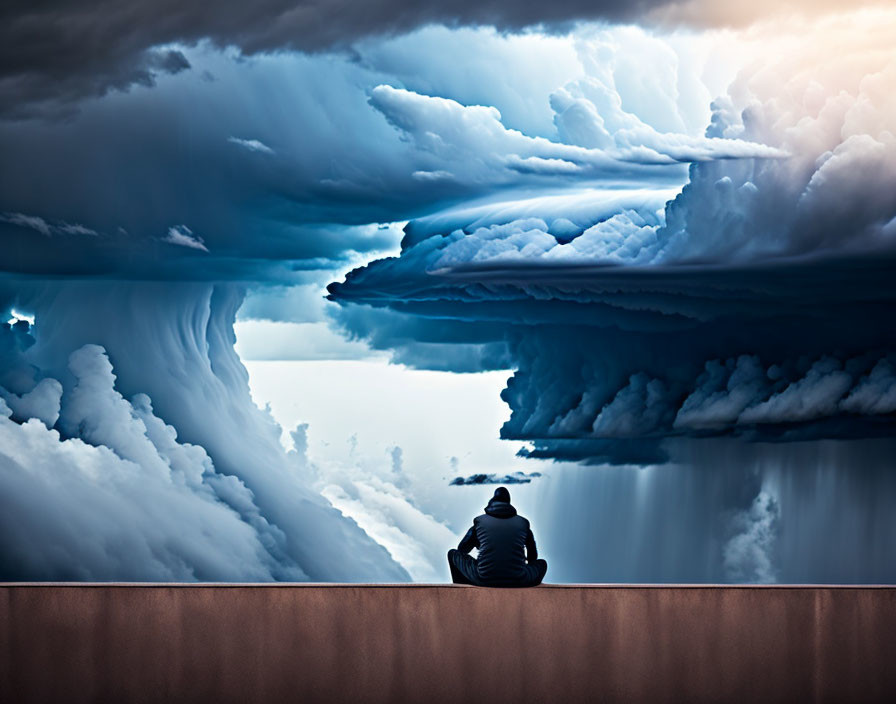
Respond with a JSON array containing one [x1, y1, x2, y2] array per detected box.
[[447, 486, 547, 587]]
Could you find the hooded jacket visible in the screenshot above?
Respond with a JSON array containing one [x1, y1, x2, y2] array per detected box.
[[457, 496, 539, 585]]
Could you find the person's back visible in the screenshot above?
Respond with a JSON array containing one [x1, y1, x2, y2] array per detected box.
[[447, 486, 547, 587]]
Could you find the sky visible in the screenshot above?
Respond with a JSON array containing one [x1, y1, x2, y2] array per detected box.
[[1, 1, 896, 582]]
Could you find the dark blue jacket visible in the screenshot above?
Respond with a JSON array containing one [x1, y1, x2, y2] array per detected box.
[[457, 499, 538, 584]]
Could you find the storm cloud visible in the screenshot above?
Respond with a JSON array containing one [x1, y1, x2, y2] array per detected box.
[[328, 21, 896, 463], [1, 281, 410, 581], [449, 471, 542, 486], [1, 22, 791, 284], [6, 0, 889, 117], [0, 347, 306, 581], [533, 437, 896, 584], [3, 4, 895, 583]]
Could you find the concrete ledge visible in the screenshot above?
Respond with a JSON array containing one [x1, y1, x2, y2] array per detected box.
[[3, 584, 895, 703]]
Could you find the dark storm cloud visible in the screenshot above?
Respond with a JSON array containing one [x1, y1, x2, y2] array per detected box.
[[329, 244, 896, 464], [0, 39, 716, 282], [331, 303, 512, 372], [0, 18, 795, 283], [5, 1, 890, 118], [0, 50, 415, 280], [449, 471, 542, 486], [536, 437, 896, 584], [327, 39, 896, 464], [0, 0, 660, 116]]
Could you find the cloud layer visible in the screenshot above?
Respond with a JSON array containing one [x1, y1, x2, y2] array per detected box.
[[3, 9, 895, 583], [1, 25, 782, 282], [328, 20, 896, 463], [3, 0, 890, 117]]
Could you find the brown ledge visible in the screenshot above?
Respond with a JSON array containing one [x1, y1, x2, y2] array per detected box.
[[2, 584, 895, 703]]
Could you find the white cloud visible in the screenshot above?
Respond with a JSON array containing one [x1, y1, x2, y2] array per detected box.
[[723, 491, 779, 583], [1, 211, 97, 237], [0, 378, 63, 428], [0, 346, 307, 581], [551, 28, 789, 163], [370, 84, 784, 187], [227, 136, 275, 154], [57, 223, 99, 236], [411, 169, 456, 182], [162, 224, 209, 251], [362, 14, 896, 275], [2, 212, 51, 235], [654, 19, 896, 264], [321, 473, 456, 583], [2, 282, 413, 582]]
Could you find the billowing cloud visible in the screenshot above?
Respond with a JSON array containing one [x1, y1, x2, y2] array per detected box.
[[1, 281, 410, 581], [0, 377, 62, 427], [0, 346, 306, 581], [722, 491, 779, 583], [840, 359, 896, 416], [0, 25, 791, 283], [369, 84, 784, 186], [320, 475, 456, 582], [3, 5, 895, 585], [328, 19, 896, 463]]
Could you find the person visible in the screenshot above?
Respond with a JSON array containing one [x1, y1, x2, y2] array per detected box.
[[447, 486, 547, 587]]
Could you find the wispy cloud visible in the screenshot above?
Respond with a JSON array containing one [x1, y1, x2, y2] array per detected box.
[[228, 136, 274, 154], [162, 224, 209, 252], [1, 211, 98, 237]]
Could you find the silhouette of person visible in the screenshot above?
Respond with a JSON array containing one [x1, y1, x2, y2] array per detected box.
[[447, 486, 547, 587]]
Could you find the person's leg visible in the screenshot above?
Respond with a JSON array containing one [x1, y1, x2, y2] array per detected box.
[[447, 549, 478, 585], [521, 559, 548, 587]]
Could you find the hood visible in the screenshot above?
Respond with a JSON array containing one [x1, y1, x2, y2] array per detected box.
[[484, 500, 517, 519]]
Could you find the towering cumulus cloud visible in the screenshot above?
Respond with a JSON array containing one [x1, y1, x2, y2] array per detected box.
[[1, 282, 409, 580], [329, 18, 896, 464]]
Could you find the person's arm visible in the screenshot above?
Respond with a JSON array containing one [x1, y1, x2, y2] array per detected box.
[[525, 526, 538, 564], [458, 524, 479, 554]]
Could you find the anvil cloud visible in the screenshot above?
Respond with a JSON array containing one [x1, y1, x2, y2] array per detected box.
[[329, 17, 896, 463]]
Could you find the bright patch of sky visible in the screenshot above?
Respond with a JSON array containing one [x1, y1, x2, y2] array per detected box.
[[241, 354, 578, 582]]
